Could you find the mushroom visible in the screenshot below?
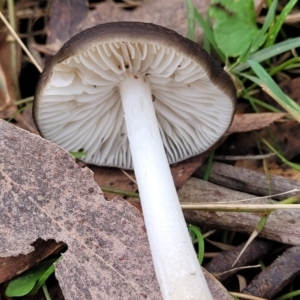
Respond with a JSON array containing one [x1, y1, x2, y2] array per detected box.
[[34, 22, 236, 300]]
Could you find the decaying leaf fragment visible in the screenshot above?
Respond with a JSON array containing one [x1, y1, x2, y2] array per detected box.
[[227, 112, 286, 133], [0, 120, 161, 300]]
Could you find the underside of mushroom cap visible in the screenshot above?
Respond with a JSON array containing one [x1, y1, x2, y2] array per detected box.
[[34, 22, 236, 169]]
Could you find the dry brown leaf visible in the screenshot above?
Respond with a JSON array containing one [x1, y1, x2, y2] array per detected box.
[[90, 166, 137, 200], [227, 113, 287, 134], [47, 0, 89, 46], [81, 0, 209, 41], [0, 120, 161, 300], [256, 161, 300, 181], [171, 153, 207, 190], [0, 239, 65, 283], [43, 0, 210, 53], [0, 105, 16, 119], [15, 105, 39, 134]]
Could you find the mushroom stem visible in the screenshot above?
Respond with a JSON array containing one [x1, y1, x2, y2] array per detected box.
[[119, 76, 213, 300]]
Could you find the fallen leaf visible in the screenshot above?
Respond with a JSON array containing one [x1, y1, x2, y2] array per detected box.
[[227, 112, 286, 133], [256, 161, 300, 181], [90, 166, 137, 200], [81, 0, 210, 41], [0, 105, 16, 119], [15, 105, 39, 134], [171, 153, 207, 190], [0, 120, 161, 300], [0, 239, 65, 283], [47, 0, 89, 46]]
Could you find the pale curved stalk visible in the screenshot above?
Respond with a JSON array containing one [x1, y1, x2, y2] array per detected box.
[[119, 75, 213, 300]]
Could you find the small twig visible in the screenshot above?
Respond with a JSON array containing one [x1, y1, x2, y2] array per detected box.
[[214, 153, 276, 161], [121, 169, 137, 184], [202, 229, 217, 239], [0, 11, 43, 73], [180, 203, 300, 212], [7, 0, 21, 101], [216, 189, 300, 204], [14, 96, 34, 105], [216, 264, 261, 277], [230, 291, 267, 300]]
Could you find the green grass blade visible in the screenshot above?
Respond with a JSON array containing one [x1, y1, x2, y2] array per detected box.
[[194, 8, 226, 62], [261, 0, 277, 36], [188, 224, 205, 265], [262, 138, 300, 172], [275, 289, 300, 300], [233, 37, 300, 72], [42, 284, 52, 300], [185, 0, 195, 41], [250, 0, 277, 52], [202, 12, 211, 54], [202, 150, 214, 181], [242, 60, 300, 123], [29, 259, 59, 295], [243, 94, 282, 113], [265, 0, 297, 47]]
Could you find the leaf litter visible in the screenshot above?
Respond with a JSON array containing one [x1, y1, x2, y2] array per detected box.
[[2, 0, 300, 299]]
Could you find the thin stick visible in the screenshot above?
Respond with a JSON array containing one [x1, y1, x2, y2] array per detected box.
[[7, 0, 21, 100], [216, 264, 261, 277], [214, 153, 276, 161], [121, 169, 137, 184], [216, 189, 300, 204], [230, 291, 267, 300], [180, 203, 300, 212], [0, 11, 43, 73]]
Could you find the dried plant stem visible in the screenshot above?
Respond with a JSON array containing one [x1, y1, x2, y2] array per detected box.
[[214, 153, 276, 161], [181, 203, 300, 212], [0, 11, 42, 73], [7, 0, 21, 100], [229, 291, 267, 300], [100, 186, 139, 198], [121, 169, 137, 184]]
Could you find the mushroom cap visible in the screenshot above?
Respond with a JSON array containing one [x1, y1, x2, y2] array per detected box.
[[34, 22, 236, 169]]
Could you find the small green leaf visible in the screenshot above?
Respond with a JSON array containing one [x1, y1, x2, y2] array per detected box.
[[6, 259, 57, 297], [70, 150, 87, 159], [209, 0, 264, 57], [30, 256, 62, 295]]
